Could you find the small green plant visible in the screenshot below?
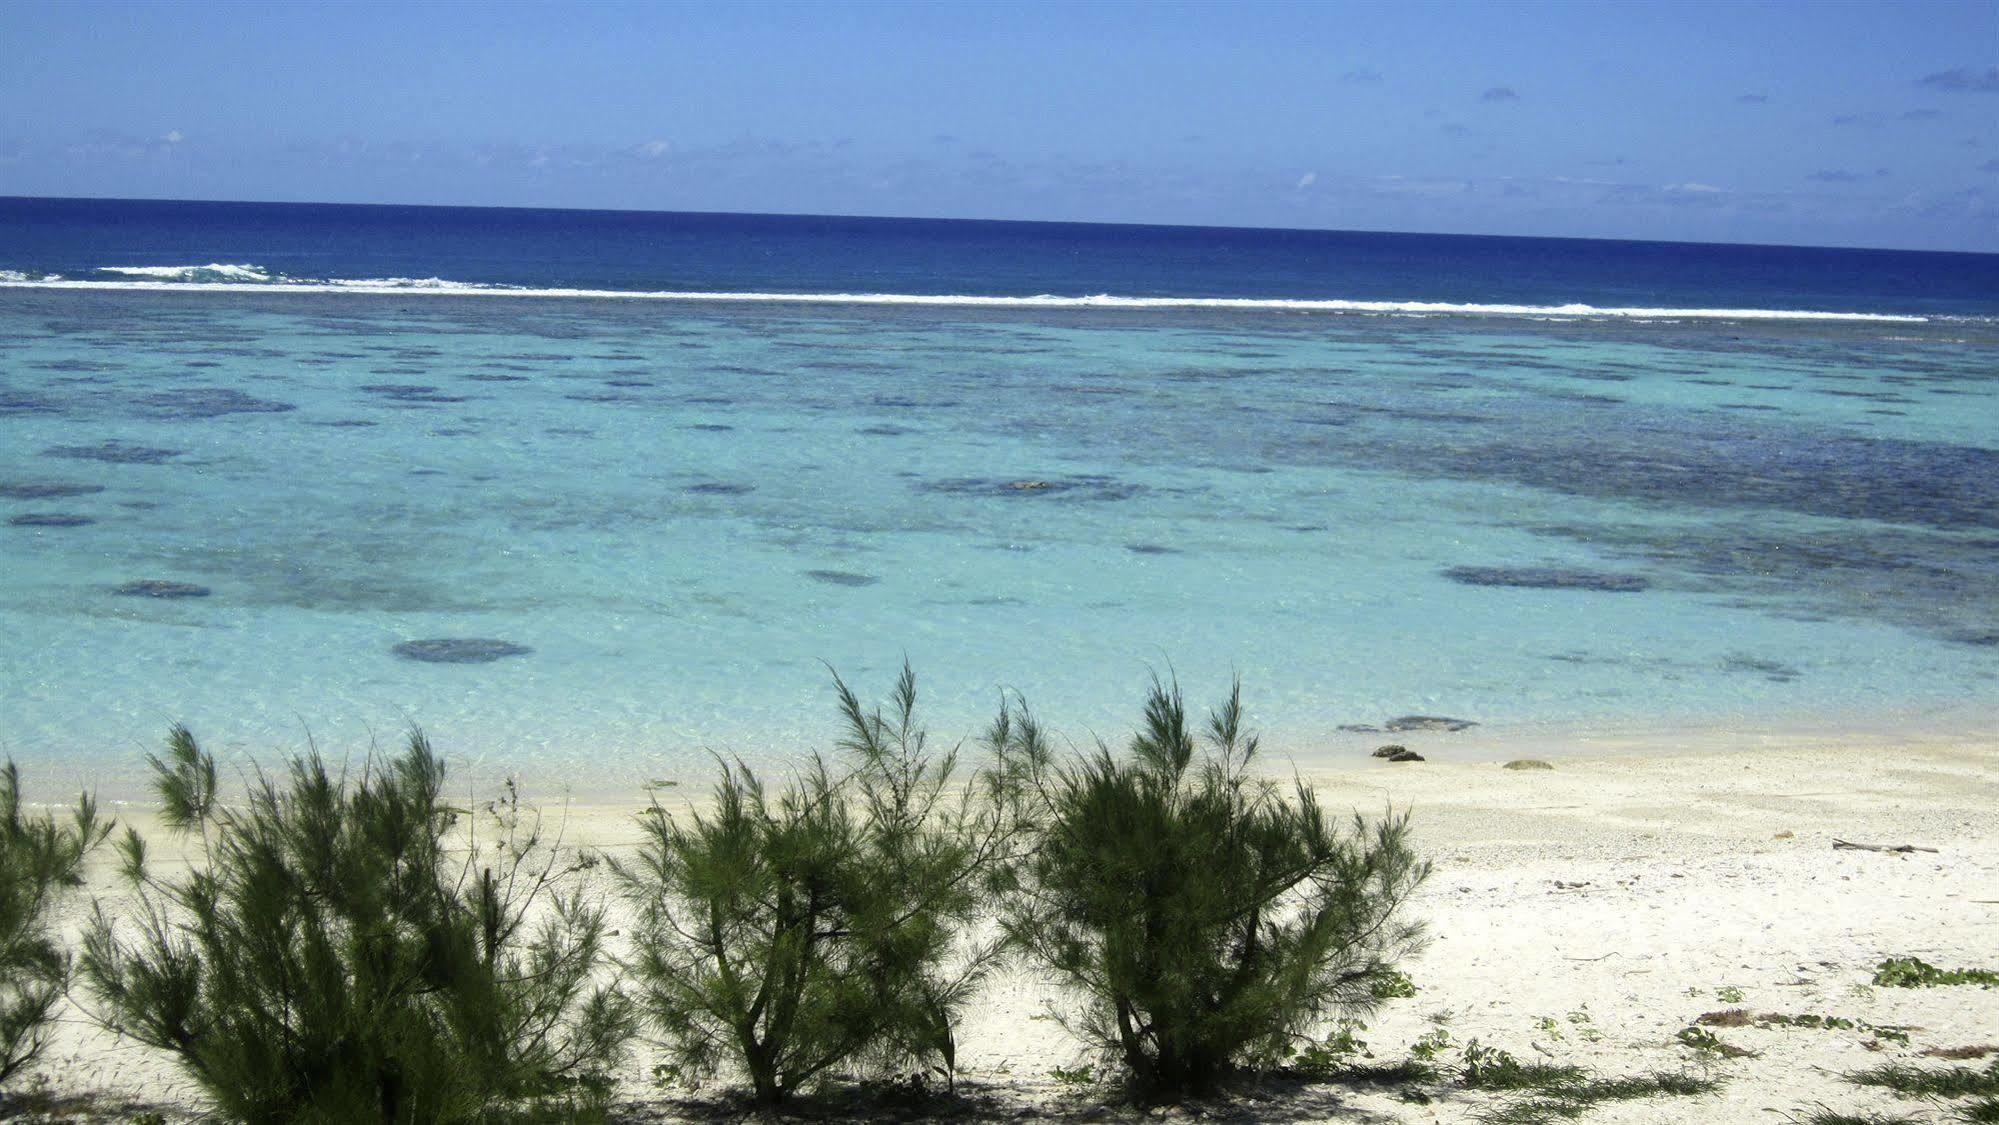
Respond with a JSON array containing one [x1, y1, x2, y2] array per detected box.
[[1959, 1098, 1999, 1123], [1678, 1025, 1757, 1060], [1410, 1027, 1455, 1061], [82, 726, 631, 1122], [1460, 1042, 1585, 1091], [1565, 1008, 1602, 1043], [1005, 676, 1429, 1101], [1048, 1064, 1096, 1087], [0, 760, 111, 1089], [1716, 985, 1746, 1004], [615, 666, 1029, 1105], [1292, 1021, 1372, 1075], [1534, 1016, 1565, 1042], [1872, 957, 1999, 989], [1370, 968, 1418, 999]]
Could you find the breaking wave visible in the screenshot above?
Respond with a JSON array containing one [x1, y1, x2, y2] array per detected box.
[[0, 263, 1946, 323]]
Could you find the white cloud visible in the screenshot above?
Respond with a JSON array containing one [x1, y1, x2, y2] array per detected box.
[[632, 139, 670, 159], [163, 130, 183, 144], [1295, 171, 1317, 190], [1665, 181, 1724, 193]]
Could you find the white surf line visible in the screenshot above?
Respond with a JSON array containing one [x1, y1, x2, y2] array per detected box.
[[0, 277, 1932, 323]]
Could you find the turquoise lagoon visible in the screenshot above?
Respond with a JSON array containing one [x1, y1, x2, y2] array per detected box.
[[2, 290, 1994, 797]]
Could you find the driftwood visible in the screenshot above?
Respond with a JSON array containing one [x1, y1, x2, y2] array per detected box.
[[1832, 839, 1939, 854]]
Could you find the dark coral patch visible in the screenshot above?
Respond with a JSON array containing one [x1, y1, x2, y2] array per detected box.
[[803, 570, 880, 587], [43, 442, 181, 465], [0, 482, 105, 500], [686, 482, 756, 496], [1384, 715, 1479, 733], [1443, 566, 1650, 592], [9, 512, 94, 527], [391, 638, 533, 664], [114, 580, 211, 598], [135, 388, 296, 419]]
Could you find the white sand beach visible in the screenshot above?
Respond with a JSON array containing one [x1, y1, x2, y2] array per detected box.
[[22, 737, 1998, 1122]]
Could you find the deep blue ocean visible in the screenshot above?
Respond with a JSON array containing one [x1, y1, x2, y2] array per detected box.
[[2, 197, 1995, 795], [7, 195, 1999, 316]]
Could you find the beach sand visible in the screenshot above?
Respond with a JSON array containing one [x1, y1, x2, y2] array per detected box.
[[20, 737, 1998, 1122]]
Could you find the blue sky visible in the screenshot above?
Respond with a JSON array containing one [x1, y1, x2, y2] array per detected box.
[[2, 0, 1995, 250]]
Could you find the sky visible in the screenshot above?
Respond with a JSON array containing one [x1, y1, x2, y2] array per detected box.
[[2, 0, 1996, 251]]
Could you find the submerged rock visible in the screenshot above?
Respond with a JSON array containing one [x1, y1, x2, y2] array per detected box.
[[1125, 543, 1181, 556], [391, 638, 533, 664], [1385, 750, 1425, 763], [804, 570, 880, 587], [8, 513, 94, 527], [1444, 566, 1650, 592], [686, 482, 756, 496], [114, 580, 211, 598], [0, 481, 105, 500], [1944, 628, 1999, 647], [1371, 744, 1408, 759], [1503, 759, 1555, 771], [43, 441, 181, 465], [1385, 715, 1479, 733]]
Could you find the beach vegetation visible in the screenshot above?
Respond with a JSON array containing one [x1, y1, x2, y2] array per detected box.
[[1370, 968, 1418, 999], [1002, 676, 1429, 1102], [1871, 956, 1999, 989], [613, 665, 1032, 1107], [0, 760, 111, 1090], [79, 725, 632, 1123], [1695, 1009, 1912, 1045], [1677, 1023, 1758, 1059], [1846, 1058, 1999, 1099], [1047, 1064, 1097, 1087], [1462, 1041, 1718, 1124], [1788, 1110, 1922, 1125]]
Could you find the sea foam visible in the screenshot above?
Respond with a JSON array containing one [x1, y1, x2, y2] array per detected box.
[[0, 267, 1934, 323]]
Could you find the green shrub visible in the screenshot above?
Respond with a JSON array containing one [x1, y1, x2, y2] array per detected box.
[[614, 666, 1029, 1105], [81, 725, 632, 1122], [0, 761, 111, 1087], [1872, 956, 1999, 989], [1004, 676, 1429, 1100]]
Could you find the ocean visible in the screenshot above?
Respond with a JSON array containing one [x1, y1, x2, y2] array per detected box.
[[2, 196, 1995, 795]]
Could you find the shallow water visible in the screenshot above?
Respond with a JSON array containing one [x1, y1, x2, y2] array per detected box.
[[2, 290, 1994, 795]]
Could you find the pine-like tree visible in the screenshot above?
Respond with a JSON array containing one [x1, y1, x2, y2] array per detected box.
[[81, 726, 633, 1122], [0, 761, 110, 1092], [1003, 677, 1429, 1100]]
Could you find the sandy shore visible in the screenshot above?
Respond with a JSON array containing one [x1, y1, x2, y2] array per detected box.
[[20, 738, 1998, 1122]]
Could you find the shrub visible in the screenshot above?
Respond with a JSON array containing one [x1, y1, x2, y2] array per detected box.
[[1003, 676, 1429, 1100], [615, 666, 1030, 1105], [1872, 956, 1999, 989], [80, 725, 632, 1122], [0, 761, 110, 1088]]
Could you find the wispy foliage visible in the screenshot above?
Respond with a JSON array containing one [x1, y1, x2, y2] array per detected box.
[[80, 725, 632, 1122], [1003, 676, 1429, 1100], [0, 760, 110, 1087], [615, 664, 1032, 1105]]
